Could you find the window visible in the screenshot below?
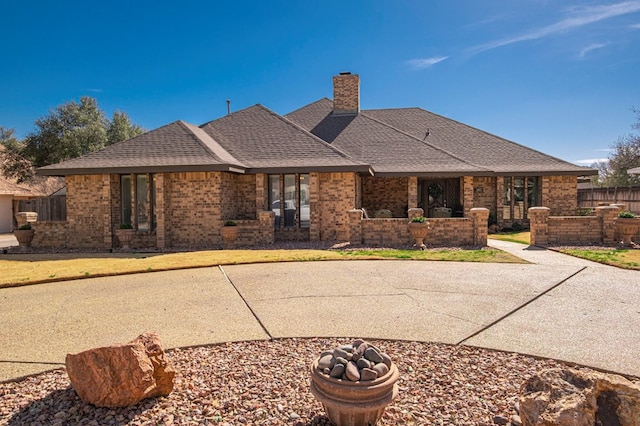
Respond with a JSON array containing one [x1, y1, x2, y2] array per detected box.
[[269, 173, 310, 229], [120, 174, 156, 231], [503, 176, 540, 220]]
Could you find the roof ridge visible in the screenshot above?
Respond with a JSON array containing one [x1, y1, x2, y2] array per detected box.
[[255, 104, 371, 168], [285, 97, 332, 117], [359, 111, 492, 172], [177, 121, 247, 168]]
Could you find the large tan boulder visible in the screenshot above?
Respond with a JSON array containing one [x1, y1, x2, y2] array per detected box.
[[65, 333, 175, 407], [519, 368, 640, 426]]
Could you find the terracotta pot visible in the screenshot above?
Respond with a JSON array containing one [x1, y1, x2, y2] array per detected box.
[[115, 228, 135, 249], [310, 358, 399, 426], [14, 229, 35, 248], [221, 226, 238, 244], [615, 218, 640, 246], [408, 221, 430, 249]]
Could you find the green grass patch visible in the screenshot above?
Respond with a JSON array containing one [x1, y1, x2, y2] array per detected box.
[[559, 248, 640, 270], [488, 231, 531, 245], [0, 247, 526, 288]]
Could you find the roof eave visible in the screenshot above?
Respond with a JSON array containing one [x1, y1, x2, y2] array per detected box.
[[37, 164, 247, 176], [246, 165, 372, 175]]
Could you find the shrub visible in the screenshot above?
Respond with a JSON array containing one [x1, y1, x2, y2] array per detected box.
[[511, 222, 524, 232], [119, 223, 133, 229], [410, 216, 427, 223], [18, 223, 32, 230], [618, 211, 636, 218], [223, 220, 237, 226]]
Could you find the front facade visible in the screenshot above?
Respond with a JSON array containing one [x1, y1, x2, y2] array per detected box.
[[36, 73, 595, 250]]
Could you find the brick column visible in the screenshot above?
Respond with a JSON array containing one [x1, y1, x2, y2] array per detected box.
[[528, 207, 550, 246], [596, 205, 621, 245], [102, 174, 113, 249], [309, 172, 320, 241], [470, 207, 489, 247], [463, 176, 474, 216], [407, 177, 418, 209], [348, 209, 363, 245], [258, 211, 275, 245], [155, 173, 166, 249], [255, 173, 267, 212]]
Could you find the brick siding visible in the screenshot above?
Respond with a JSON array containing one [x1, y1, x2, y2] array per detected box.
[[332, 74, 359, 113], [542, 175, 578, 215], [362, 176, 409, 218]]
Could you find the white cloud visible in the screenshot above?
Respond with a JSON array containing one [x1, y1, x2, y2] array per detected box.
[[631, 23, 640, 28], [406, 56, 449, 70], [573, 158, 609, 165], [580, 42, 608, 57], [85, 88, 104, 93], [471, 1, 640, 53]]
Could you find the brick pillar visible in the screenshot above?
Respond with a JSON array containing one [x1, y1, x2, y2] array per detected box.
[[258, 211, 275, 244], [102, 174, 113, 249], [528, 207, 550, 246], [348, 209, 363, 245], [408, 177, 418, 209], [496, 177, 504, 224], [463, 176, 474, 217], [256, 173, 267, 212], [333, 73, 360, 114], [596, 205, 621, 245], [155, 174, 166, 249], [470, 207, 489, 247], [309, 172, 320, 241]]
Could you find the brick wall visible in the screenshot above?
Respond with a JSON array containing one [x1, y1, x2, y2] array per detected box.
[[32, 222, 67, 247], [66, 175, 110, 248], [317, 172, 357, 241], [362, 176, 408, 217], [473, 177, 496, 213], [221, 173, 256, 220], [350, 208, 488, 247], [542, 175, 578, 215]]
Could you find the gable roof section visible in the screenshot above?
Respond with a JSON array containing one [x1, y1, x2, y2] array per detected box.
[[200, 104, 370, 173], [38, 121, 247, 175], [287, 99, 595, 176]]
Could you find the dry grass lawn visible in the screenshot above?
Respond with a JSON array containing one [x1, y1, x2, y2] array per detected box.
[[0, 247, 525, 288]]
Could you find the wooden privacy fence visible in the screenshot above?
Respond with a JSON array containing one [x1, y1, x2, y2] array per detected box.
[[18, 195, 66, 222], [578, 186, 640, 213]]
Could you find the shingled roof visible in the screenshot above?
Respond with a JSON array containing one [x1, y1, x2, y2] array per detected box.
[[286, 98, 593, 176], [39, 120, 247, 175], [199, 104, 370, 173]]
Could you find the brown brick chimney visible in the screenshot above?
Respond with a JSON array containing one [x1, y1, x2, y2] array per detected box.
[[332, 72, 359, 115]]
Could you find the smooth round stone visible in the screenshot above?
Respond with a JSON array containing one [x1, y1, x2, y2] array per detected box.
[[318, 354, 335, 370], [373, 363, 389, 377], [364, 347, 384, 364], [329, 363, 345, 378], [320, 350, 333, 358], [351, 351, 362, 362], [345, 361, 360, 381], [323, 368, 331, 375], [356, 358, 371, 370], [352, 339, 366, 348], [381, 352, 392, 369], [333, 348, 349, 359], [335, 356, 348, 365], [340, 344, 354, 353], [360, 368, 378, 381]]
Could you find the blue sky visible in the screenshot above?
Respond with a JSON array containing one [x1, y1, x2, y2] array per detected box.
[[1, 1, 639, 165]]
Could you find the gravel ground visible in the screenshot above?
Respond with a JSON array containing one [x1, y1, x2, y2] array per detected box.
[[3, 338, 636, 426]]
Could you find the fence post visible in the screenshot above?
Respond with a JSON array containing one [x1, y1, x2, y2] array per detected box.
[[528, 207, 550, 246]]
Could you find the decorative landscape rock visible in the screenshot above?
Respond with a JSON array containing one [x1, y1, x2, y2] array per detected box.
[[519, 367, 640, 426], [65, 332, 175, 408], [310, 339, 400, 426]]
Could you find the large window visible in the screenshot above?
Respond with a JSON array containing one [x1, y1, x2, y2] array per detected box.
[[503, 176, 540, 220], [269, 173, 310, 228], [121, 174, 156, 231]]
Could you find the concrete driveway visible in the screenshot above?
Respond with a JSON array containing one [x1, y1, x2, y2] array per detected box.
[[1, 240, 638, 382]]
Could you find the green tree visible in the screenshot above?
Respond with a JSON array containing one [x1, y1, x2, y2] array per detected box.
[[1, 97, 144, 182], [598, 108, 640, 187], [107, 110, 144, 145], [0, 126, 34, 182]]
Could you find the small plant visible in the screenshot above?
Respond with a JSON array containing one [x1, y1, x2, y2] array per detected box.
[[119, 223, 134, 229], [223, 220, 237, 226], [511, 222, 524, 232], [618, 211, 636, 218], [410, 216, 427, 223], [18, 223, 32, 230]]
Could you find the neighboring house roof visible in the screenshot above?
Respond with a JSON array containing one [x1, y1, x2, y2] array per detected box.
[[200, 104, 370, 173], [286, 98, 592, 176], [629, 166, 640, 175], [39, 120, 247, 175], [0, 175, 65, 198]]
